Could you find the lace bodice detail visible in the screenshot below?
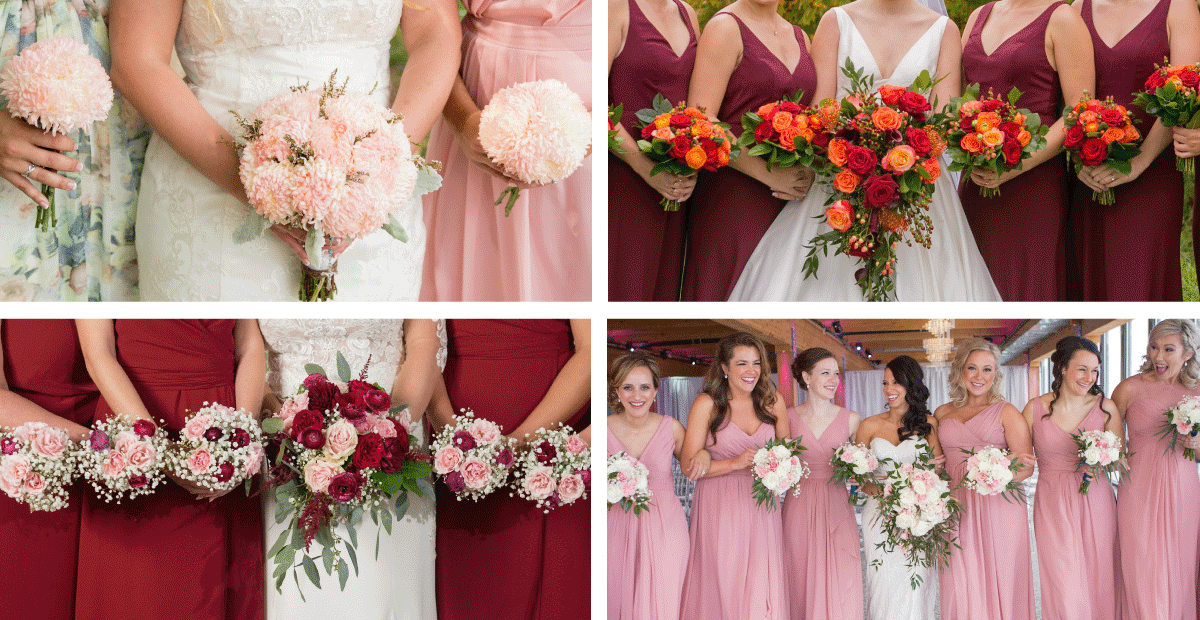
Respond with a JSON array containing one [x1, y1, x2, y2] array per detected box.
[[833, 7, 948, 95], [870, 436, 928, 477]]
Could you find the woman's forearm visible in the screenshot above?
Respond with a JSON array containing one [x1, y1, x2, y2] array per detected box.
[[391, 320, 443, 424], [393, 0, 462, 141], [507, 320, 591, 442], [233, 320, 265, 417], [75, 319, 153, 422], [0, 391, 91, 441]]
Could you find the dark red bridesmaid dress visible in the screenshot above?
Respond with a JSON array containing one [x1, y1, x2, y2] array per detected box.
[[1075, 0, 1182, 300], [435, 320, 590, 620], [680, 15, 817, 301], [73, 320, 263, 620], [0, 320, 97, 620], [960, 2, 1069, 301], [609, 0, 697, 301]]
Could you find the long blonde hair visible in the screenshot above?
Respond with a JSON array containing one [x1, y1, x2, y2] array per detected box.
[[947, 338, 1005, 407], [1139, 319, 1200, 389]]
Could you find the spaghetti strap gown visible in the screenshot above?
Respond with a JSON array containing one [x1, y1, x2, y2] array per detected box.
[[679, 13, 816, 301], [679, 420, 789, 620], [1117, 374, 1200, 620], [1029, 398, 1119, 620], [421, 0, 592, 302], [781, 408, 862, 620], [960, 2, 1069, 301], [73, 320, 264, 620], [0, 320, 98, 620], [435, 320, 590, 620], [607, 416, 690, 620], [938, 402, 1035, 620], [608, 0, 696, 301], [1075, 0, 1182, 301]]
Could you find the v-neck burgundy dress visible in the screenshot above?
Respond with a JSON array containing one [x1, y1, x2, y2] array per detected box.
[[680, 13, 817, 301]]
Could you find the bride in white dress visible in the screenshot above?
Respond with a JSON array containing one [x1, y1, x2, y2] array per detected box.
[[109, 0, 460, 300], [259, 319, 445, 620], [854, 356, 945, 620], [729, 0, 1001, 301]]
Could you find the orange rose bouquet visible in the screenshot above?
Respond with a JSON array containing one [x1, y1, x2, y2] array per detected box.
[[802, 61, 941, 301], [636, 94, 734, 211], [608, 104, 625, 154], [944, 84, 1049, 197], [1062, 95, 1140, 206], [737, 90, 832, 173], [1134, 61, 1200, 176]]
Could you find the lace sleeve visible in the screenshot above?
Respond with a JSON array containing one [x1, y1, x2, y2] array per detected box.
[[435, 319, 447, 372]]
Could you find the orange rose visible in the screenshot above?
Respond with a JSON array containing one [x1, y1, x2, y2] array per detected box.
[[654, 114, 671, 129], [1102, 127, 1125, 144], [981, 128, 1005, 146], [960, 133, 984, 154], [920, 158, 941, 184], [652, 127, 675, 141], [720, 140, 732, 153], [756, 103, 775, 118], [694, 119, 714, 139], [833, 169, 861, 193], [828, 138, 851, 166], [772, 111, 794, 133], [684, 107, 706, 118], [1123, 125, 1140, 143], [685, 145, 707, 169], [1085, 122, 1100, 133], [798, 128, 815, 142], [1013, 112, 1027, 125], [1079, 110, 1098, 125], [793, 115, 809, 130], [878, 84, 906, 105], [824, 200, 854, 232], [1085, 100, 1103, 114], [872, 107, 903, 131], [1017, 129, 1032, 147], [778, 125, 801, 151]]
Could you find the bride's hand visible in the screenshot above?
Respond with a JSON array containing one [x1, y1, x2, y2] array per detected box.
[[0, 113, 82, 205], [269, 224, 354, 266]]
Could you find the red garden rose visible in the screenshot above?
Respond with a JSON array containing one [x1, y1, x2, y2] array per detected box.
[[1002, 139, 1022, 166], [846, 145, 878, 176], [1099, 108, 1125, 126], [290, 409, 324, 439], [1181, 69, 1200, 89], [779, 101, 803, 113], [669, 113, 691, 129], [327, 472, 362, 502], [363, 390, 390, 413], [302, 373, 331, 391], [999, 121, 1022, 139], [812, 130, 830, 148], [347, 379, 374, 395], [640, 124, 654, 139], [1063, 125, 1086, 149], [669, 135, 691, 159], [754, 121, 773, 143], [905, 127, 932, 157], [352, 433, 386, 470], [1079, 137, 1109, 166], [898, 92, 931, 119], [863, 174, 899, 209], [982, 99, 1003, 112]]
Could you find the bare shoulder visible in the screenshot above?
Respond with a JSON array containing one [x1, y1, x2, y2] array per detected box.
[[933, 402, 955, 420], [926, 412, 940, 429]]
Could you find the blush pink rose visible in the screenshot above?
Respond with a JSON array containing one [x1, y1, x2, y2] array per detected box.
[[127, 442, 156, 471], [468, 419, 501, 444], [187, 447, 213, 475], [460, 456, 492, 490], [0, 474, 18, 497], [22, 472, 46, 495], [557, 473, 585, 503], [114, 431, 140, 457], [565, 434, 587, 456], [183, 414, 214, 440], [523, 465, 556, 500], [31, 427, 67, 459], [303, 458, 341, 494], [433, 446, 463, 475], [0, 454, 30, 487], [102, 451, 128, 479], [245, 443, 265, 478], [374, 417, 397, 439], [322, 420, 359, 461], [277, 393, 309, 433]]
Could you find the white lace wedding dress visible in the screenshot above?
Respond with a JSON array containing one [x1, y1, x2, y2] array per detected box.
[[136, 1, 427, 300], [259, 319, 444, 620], [862, 436, 938, 620], [729, 7, 1001, 301]]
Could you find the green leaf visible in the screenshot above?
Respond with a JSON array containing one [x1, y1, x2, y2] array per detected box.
[[416, 478, 434, 499], [382, 214, 408, 243], [336, 351, 351, 382], [304, 363, 326, 377], [402, 460, 432, 479], [321, 545, 335, 574], [389, 403, 409, 415], [634, 107, 658, 126], [395, 492, 410, 520], [268, 528, 290, 559], [294, 571, 307, 603], [289, 522, 304, 553], [315, 526, 335, 549], [345, 537, 360, 575], [276, 545, 296, 575], [747, 143, 772, 157], [261, 417, 284, 435], [301, 555, 321, 589], [1006, 86, 1023, 106], [652, 93, 671, 114], [337, 559, 350, 591], [371, 470, 406, 497], [381, 507, 393, 535]]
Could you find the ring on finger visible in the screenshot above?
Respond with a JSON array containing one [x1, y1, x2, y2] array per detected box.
[[21, 163, 35, 179]]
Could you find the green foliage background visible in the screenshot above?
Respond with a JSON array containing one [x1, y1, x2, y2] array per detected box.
[[686, 0, 991, 32]]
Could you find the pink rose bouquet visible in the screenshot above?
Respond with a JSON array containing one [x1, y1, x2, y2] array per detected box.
[[873, 448, 960, 589], [0, 422, 77, 512], [606, 452, 651, 515], [830, 441, 878, 505], [233, 72, 440, 301], [260, 352, 431, 592], [511, 423, 590, 512], [1157, 394, 1200, 460], [1073, 429, 1130, 494], [478, 79, 592, 215], [959, 446, 1024, 502], [77, 415, 168, 503], [0, 36, 114, 232], [750, 436, 809, 511], [430, 409, 515, 502], [164, 403, 264, 494]]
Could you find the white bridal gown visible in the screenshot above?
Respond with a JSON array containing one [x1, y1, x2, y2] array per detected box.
[[260, 319, 444, 620], [862, 437, 938, 620], [729, 7, 1001, 301], [136, 0, 426, 300]]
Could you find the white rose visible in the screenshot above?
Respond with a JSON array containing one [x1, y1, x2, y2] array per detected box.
[[607, 483, 623, 504]]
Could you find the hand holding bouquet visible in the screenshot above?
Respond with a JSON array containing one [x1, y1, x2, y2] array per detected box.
[[738, 90, 831, 172], [430, 409, 515, 501], [78, 415, 168, 503], [1157, 394, 1200, 460], [830, 441, 878, 504], [959, 446, 1024, 502], [1062, 95, 1140, 206], [1134, 61, 1200, 175], [872, 449, 960, 589], [608, 104, 626, 153], [944, 84, 1049, 197], [0, 422, 77, 512], [511, 424, 590, 512], [750, 436, 809, 510], [1073, 429, 1130, 494], [636, 94, 734, 211], [607, 452, 651, 514], [164, 403, 264, 494]]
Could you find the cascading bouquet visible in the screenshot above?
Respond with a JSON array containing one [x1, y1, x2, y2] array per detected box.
[[233, 71, 440, 301], [1134, 61, 1200, 176], [1073, 429, 1130, 494], [478, 79, 592, 216], [164, 403, 264, 494], [78, 415, 169, 503], [0, 36, 114, 232], [635, 95, 734, 211], [261, 353, 432, 592], [1062, 95, 1140, 206], [431, 409, 515, 501], [943, 84, 1049, 197], [872, 448, 960, 589], [802, 61, 943, 301], [606, 452, 651, 514], [738, 90, 831, 172], [1157, 394, 1200, 461], [750, 436, 809, 511], [829, 441, 878, 505], [0, 422, 77, 512], [959, 446, 1024, 503], [511, 424, 591, 513]]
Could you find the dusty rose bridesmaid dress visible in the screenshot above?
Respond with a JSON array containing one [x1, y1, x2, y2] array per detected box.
[[1029, 398, 1119, 620], [607, 416, 690, 620], [938, 402, 1035, 620], [781, 408, 862, 620]]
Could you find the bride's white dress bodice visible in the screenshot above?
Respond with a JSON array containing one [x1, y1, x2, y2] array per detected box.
[[833, 7, 946, 96]]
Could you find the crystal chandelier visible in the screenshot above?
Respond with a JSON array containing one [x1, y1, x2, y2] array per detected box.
[[923, 337, 954, 364], [923, 318, 955, 338]]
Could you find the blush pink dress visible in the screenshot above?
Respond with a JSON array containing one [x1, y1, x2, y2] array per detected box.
[[1117, 374, 1200, 620], [1029, 398, 1119, 620], [680, 419, 789, 620], [938, 402, 1035, 620], [607, 416, 690, 620], [421, 0, 591, 301]]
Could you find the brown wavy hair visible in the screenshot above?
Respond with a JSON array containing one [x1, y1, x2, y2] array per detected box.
[[607, 352, 661, 413], [703, 333, 778, 446], [791, 347, 836, 391]]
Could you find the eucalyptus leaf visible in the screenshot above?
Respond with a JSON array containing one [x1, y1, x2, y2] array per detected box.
[[416, 478, 434, 499], [336, 351, 351, 382], [322, 545, 334, 574], [315, 527, 335, 549], [337, 559, 350, 591], [395, 493, 410, 520], [268, 528, 290, 559], [381, 507, 393, 535], [345, 538, 359, 575], [277, 545, 296, 575], [301, 555, 321, 588], [304, 363, 327, 377], [294, 571, 307, 603], [382, 214, 408, 243], [261, 417, 284, 434]]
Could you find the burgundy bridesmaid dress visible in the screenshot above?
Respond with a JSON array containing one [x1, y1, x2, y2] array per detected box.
[[0, 320, 97, 620], [679, 14, 817, 301], [73, 320, 263, 620], [609, 0, 697, 301], [435, 320, 590, 620], [960, 2, 1069, 301], [1075, 0, 1182, 300]]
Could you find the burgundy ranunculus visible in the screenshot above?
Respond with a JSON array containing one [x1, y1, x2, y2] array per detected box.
[[845, 146, 877, 176], [898, 92, 930, 118], [444, 471, 466, 494], [452, 430, 476, 452], [290, 409, 324, 440], [1063, 125, 1086, 150], [347, 379, 374, 395], [300, 428, 326, 450], [215, 462, 235, 483], [1181, 70, 1199, 89], [270, 463, 296, 485], [495, 447, 515, 467], [327, 472, 362, 502], [338, 394, 367, 421], [1099, 108, 1125, 127], [89, 429, 111, 451], [302, 373, 331, 391], [306, 381, 340, 414], [0, 437, 17, 455], [1079, 137, 1108, 167], [231, 428, 251, 449], [363, 390, 390, 413], [353, 433, 385, 470], [129, 474, 148, 489], [754, 121, 774, 143], [534, 440, 557, 465], [905, 127, 932, 157], [1002, 139, 1022, 166], [133, 419, 157, 437], [981, 99, 1003, 112], [669, 135, 691, 160], [203, 427, 224, 442], [863, 175, 899, 209], [379, 438, 404, 473], [577, 468, 591, 486]]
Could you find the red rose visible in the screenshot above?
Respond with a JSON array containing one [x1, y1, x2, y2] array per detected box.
[[669, 135, 691, 159], [327, 472, 362, 503], [846, 146, 878, 176], [363, 390, 390, 413], [306, 381, 340, 413], [289, 409, 324, 440], [779, 101, 802, 113], [1099, 108, 1125, 126], [640, 124, 655, 139], [133, 419, 157, 437], [754, 121, 774, 143], [898, 92, 931, 118], [1002, 138, 1022, 166], [352, 433, 386, 470], [1063, 125, 1086, 150], [982, 99, 1003, 112], [812, 130, 830, 148], [669, 113, 691, 129], [1079, 137, 1109, 166], [338, 393, 366, 420], [863, 175, 899, 209], [905, 127, 932, 157], [215, 462, 235, 483], [999, 121, 1022, 139], [1181, 70, 1200, 89], [1153, 74, 1169, 90]]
